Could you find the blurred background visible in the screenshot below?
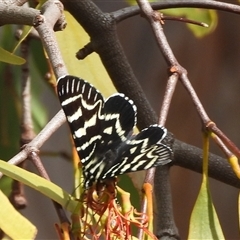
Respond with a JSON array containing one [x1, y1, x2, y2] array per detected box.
[[1, 0, 240, 239]]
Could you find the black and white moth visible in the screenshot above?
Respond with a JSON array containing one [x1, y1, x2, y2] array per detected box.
[[57, 75, 172, 189]]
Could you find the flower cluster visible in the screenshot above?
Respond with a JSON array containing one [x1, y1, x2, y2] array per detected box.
[[70, 182, 157, 240]]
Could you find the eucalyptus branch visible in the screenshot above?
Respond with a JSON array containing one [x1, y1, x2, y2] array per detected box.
[[113, 0, 240, 22], [162, 15, 208, 27], [179, 73, 240, 174], [136, 0, 179, 66], [20, 39, 35, 145], [0, 0, 28, 6], [34, 0, 67, 78], [14, 0, 28, 6], [154, 165, 180, 240], [0, 4, 40, 25], [173, 139, 240, 188], [180, 73, 210, 124], [209, 123, 240, 159], [0, 1, 68, 178], [159, 73, 178, 126], [155, 73, 179, 239]]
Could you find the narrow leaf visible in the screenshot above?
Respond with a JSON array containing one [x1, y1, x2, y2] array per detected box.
[[0, 190, 37, 240], [0, 47, 25, 65], [188, 133, 225, 239], [0, 160, 78, 213], [188, 183, 225, 240]]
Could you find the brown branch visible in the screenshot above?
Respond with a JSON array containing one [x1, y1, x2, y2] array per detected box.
[[154, 165, 180, 240], [20, 39, 35, 146], [34, 0, 67, 78], [113, 0, 240, 22], [162, 15, 209, 27], [0, 4, 40, 26], [0, 0, 28, 6], [173, 139, 240, 188], [9, 37, 34, 210], [159, 73, 178, 126]]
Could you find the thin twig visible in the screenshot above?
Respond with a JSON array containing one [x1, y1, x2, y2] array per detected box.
[[29, 151, 71, 225], [135, 1, 179, 239], [209, 123, 240, 159], [20, 40, 35, 145], [210, 132, 233, 159], [159, 73, 178, 126], [162, 15, 209, 28], [9, 37, 35, 209], [113, 0, 240, 22], [34, 0, 67, 78], [179, 73, 210, 123]]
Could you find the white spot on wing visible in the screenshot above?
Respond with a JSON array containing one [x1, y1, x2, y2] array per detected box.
[[130, 146, 137, 154], [103, 126, 113, 135]]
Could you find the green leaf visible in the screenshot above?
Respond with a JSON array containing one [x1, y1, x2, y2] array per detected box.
[[188, 133, 224, 240], [188, 182, 225, 240], [0, 160, 79, 213], [55, 12, 116, 97], [0, 190, 37, 239], [0, 47, 25, 65]]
